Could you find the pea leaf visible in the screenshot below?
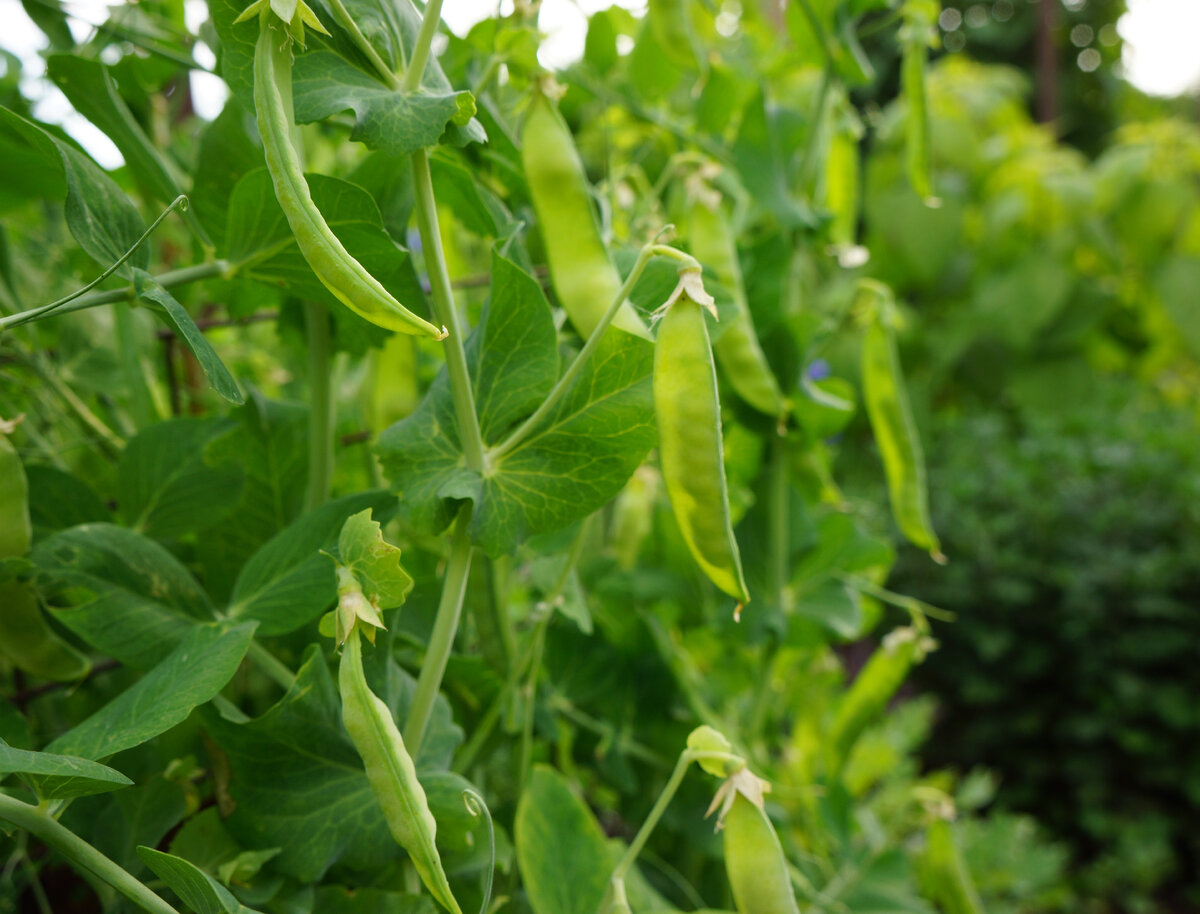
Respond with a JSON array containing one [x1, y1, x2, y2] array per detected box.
[[34, 524, 214, 670], [0, 741, 133, 799], [379, 251, 656, 556], [47, 621, 256, 761], [335, 509, 414, 609], [137, 847, 261, 914], [515, 766, 610, 914]]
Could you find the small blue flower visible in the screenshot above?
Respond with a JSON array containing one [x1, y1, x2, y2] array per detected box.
[[806, 359, 831, 382]]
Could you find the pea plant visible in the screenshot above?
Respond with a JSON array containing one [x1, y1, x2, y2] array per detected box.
[[0, 0, 1016, 912]]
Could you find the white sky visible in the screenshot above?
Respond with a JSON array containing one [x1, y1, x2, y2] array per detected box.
[[1, 0, 1197, 170]]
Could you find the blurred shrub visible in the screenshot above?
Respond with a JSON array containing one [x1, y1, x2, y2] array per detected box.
[[890, 391, 1200, 911]]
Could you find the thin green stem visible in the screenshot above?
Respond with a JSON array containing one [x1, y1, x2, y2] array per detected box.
[[20, 847, 53, 914], [517, 612, 549, 791], [0, 261, 231, 332], [403, 0, 445, 92], [246, 639, 297, 691], [411, 150, 485, 472], [404, 505, 475, 754], [0, 793, 181, 914], [796, 67, 833, 200], [327, 0, 398, 87], [769, 436, 789, 612], [488, 242, 694, 463], [304, 301, 334, 512]]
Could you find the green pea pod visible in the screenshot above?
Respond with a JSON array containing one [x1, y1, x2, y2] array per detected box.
[[723, 792, 799, 914], [246, 5, 446, 339], [827, 626, 926, 776], [685, 192, 787, 417], [859, 282, 942, 558], [920, 818, 985, 914], [648, 0, 700, 71], [654, 273, 750, 607], [339, 629, 463, 914], [521, 93, 651, 341], [0, 429, 89, 682], [824, 97, 863, 251], [901, 0, 939, 204]]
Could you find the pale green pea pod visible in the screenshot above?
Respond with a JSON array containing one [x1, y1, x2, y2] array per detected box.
[[709, 769, 798, 914], [684, 190, 787, 418], [654, 270, 750, 608], [521, 92, 651, 341], [919, 817, 985, 914], [339, 629, 463, 914], [244, 3, 447, 340], [858, 280, 943, 560], [901, 0, 940, 205]]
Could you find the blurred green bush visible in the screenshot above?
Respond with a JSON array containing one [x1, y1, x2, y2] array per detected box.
[[890, 392, 1200, 912]]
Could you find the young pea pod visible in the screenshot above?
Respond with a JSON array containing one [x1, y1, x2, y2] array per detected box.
[[244, 4, 446, 339], [710, 770, 799, 914], [858, 281, 943, 559], [684, 187, 787, 418], [827, 625, 931, 776], [654, 271, 750, 607], [823, 94, 864, 252], [901, 0, 940, 204], [919, 817, 985, 914], [339, 629, 463, 914], [521, 92, 651, 341], [0, 424, 89, 682]]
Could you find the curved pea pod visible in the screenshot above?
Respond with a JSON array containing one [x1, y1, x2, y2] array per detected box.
[[827, 626, 931, 776], [248, 8, 446, 339], [0, 429, 89, 682], [339, 630, 463, 914], [521, 93, 651, 341], [712, 771, 799, 914], [653, 273, 750, 607], [919, 817, 985, 914], [685, 193, 787, 418], [900, 0, 939, 204], [858, 282, 942, 559]]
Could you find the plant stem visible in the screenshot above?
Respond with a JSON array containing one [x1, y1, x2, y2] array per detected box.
[[304, 301, 334, 512], [246, 639, 297, 691], [411, 150, 485, 472], [488, 242, 693, 463], [0, 793, 181, 914], [403, 0, 445, 92], [0, 261, 231, 332], [517, 612, 550, 791], [327, 0, 398, 87], [403, 505, 475, 755], [769, 436, 789, 612]]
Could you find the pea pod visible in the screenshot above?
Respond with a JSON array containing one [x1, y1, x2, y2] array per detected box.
[[684, 190, 786, 417], [920, 817, 985, 914], [901, 0, 939, 204], [653, 272, 749, 606], [858, 281, 942, 559], [339, 628, 463, 914], [0, 425, 89, 682], [827, 625, 929, 776], [824, 96, 863, 251], [521, 93, 651, 341], [243, 3, 446, 339], [722, 790, 799, 914]]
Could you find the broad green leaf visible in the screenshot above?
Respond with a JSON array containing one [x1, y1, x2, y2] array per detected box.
[[117, 417, 244, 540], [0, 106, 146, 272], [203, 646, 402, 882], [47, 621, 256, 761], [135, 270, 246, 404], [46, 55, 187, 215], [835, 847, 937, 914], [515, 766, 610, 914], [732, 92, 816, 230], [429, 152, 514, 241], [292, 52, 477, 157], [381, 252, 655, 555], [335, 509, 414, 609], [89, 776, 189, 874], [226, 169, 426, 325], [0, 580, 90, 682], [196, 393, 309, 599], [0, 741, 132, 799], [193, 103, 263, 249], [137, 847, 253, 914], [229, 491, 395, 635], [24, 465, 111, 542], [169, 808, 280, 886], [35, 523, 214, 670]]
